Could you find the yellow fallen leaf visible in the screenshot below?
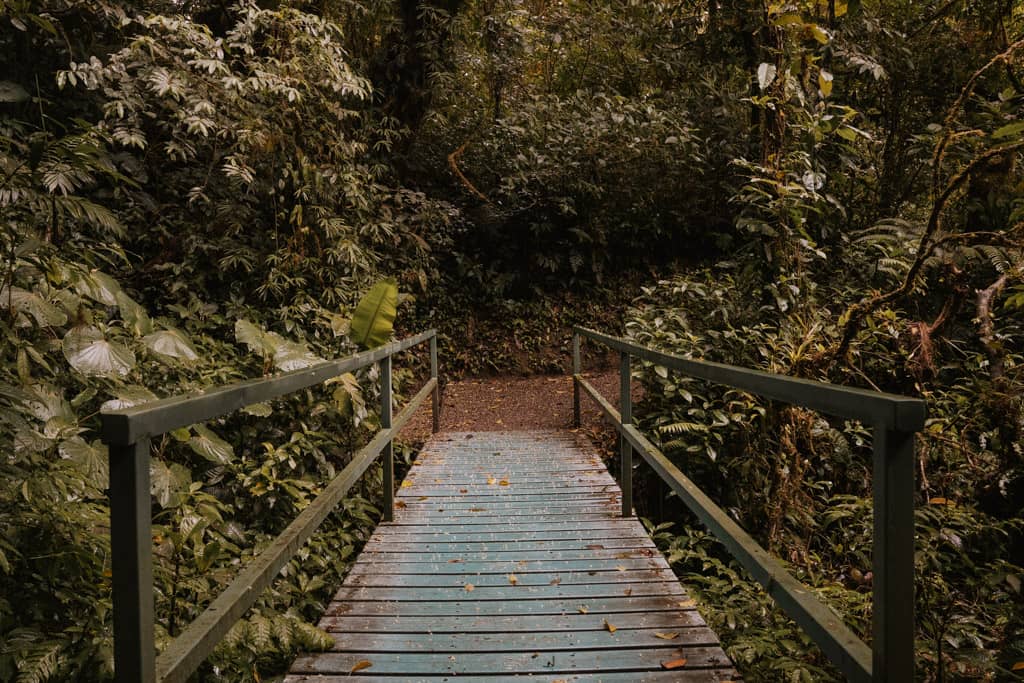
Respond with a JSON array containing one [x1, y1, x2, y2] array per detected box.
[[499, 479, 510, 486], [615, 565, 627, 572], [661, 657, 687, 670], [578, 606, 589, 614], [464, 583, 475, 592], [395, 500, 407, 509], [654, 632, 679, 640], [603, 619, 617, 633], [417, 496, 428, 501], [678, 599, 696, 608], [400, 480, 414, 488], [928, 497, 949, 505], [487, 477, 497, 485], [350, 659, 373, 673], [1014, 662, 1024, 671], [508, 573, 518, 585]]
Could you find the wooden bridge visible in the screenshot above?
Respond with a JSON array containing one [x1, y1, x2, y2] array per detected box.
[[287, 430, 736, 681], [100, 328, 926, 683]]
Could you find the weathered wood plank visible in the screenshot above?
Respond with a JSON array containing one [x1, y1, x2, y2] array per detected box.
[[322, 595, 695, 617], [290, 647, 733, 674], [356, 547, 660, 562], [331, 581, 685, 602], [341, 559, 664, 574], [317, 610, 708, 633], [344, 569, 679, 587], [286, 673, 738, 683]]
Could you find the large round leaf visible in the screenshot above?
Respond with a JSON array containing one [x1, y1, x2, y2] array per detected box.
[[62, 326, 136, 377], [101, 385, 159, 412], [60, 437, 109, 490], [189, 424, 235, 464], [348, 278, 398, 349], [0, 286, 68, 327], [143, 328, 199, 363]]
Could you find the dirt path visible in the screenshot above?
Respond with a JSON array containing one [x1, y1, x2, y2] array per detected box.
[[400, 371, 628, 444]]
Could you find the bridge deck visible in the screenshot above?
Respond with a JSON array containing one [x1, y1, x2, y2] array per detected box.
[[286, 430, 737, 682]]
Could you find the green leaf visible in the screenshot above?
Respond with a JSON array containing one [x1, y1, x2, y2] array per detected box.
[[235, 318, 274, 356], [348, 278, 398, 349], [818, 69, 833, 98], [0, 287, 68, 327], [101, 385, 158, 412], [189, 424, 235, 464], [74, 270, 122, 306], [116, 291, 152, 336], [59, 437, 109, 489], [266, 333, 323, 371], [242, 402, 273, 417], [991, 121, 1024, 140], [808, 24, 829, 45], [62, 326, 136, 377], [143, 329, 199, 363]]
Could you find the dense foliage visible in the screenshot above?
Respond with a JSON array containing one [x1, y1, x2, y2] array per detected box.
[[1, 0, 1022, 680]]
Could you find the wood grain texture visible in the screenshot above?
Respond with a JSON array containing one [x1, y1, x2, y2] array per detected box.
[[287, 430, 737, 680]]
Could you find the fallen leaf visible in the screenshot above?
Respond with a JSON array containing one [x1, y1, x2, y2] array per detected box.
[[459, 488, 468, 493], [677, 599, 696, 608], [508, 573, 518, 585], [623, 588, 633, 596], [487, 477, 497, 485], [400, 480, 413, 488], [549, 577, 562, 585], [350, 659, 373, 673], [448, 559, 462, 563], [615, 565, 627, 572], [586, 544, 605, 550], [1014, 662, 1024, 671], [417, 496, 428, 501], [499, 479, 510, 486], [578, 606, 589, 614], [464, 583, 475, 592], [654, 632, 679, 640], [469, 507, 486, 512], [929, 497, 949, 505], [661, 658, 687, 670], [615, 551, 632, 559], [603, 619, 617, 633]]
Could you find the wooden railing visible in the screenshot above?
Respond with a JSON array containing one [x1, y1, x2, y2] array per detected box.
[[572, 326, 926, 683], [101, 330, 440, 683]]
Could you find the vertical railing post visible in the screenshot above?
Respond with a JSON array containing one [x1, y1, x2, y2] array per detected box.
[[381, 355, 394, 522], [872, 426, 915, 682], [572, 332, 581, 428], [430, 333, 440, 434], [620, 351, 633, 517], [108, 437, 156, 683]]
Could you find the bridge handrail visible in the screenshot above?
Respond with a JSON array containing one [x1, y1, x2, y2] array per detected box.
[[101, 330, 440, 683], [572, 326, 925, 683]]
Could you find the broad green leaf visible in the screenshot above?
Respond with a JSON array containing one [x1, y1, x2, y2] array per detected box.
[[242, 402, 273, 417], [0, 286, 68, 327], [818, 69, 833, 98], [116, 291, 152, 336], [992, 121, 1024, 140], [75, 270, 122, 306], [327, 372, 363, 417], [151, 459, 191, 508], [349, 278, 398, 349], [63, 327, 136, 377], [143, 329, 199, 363], [189, 424, 235, 464], [235, 318, 274, 356], [26, 384, 75, 422], [264, 332, 323, 371], [101, 385, 159, 412], [60, 437, 109, 489], [808, 24, 829, 45]]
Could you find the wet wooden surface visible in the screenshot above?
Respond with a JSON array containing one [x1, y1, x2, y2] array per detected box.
[[286, 430, 737, 682]]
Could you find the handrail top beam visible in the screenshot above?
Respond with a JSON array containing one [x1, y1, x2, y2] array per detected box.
[[101, 329, 436, 446], [574, 326, 926, 431]]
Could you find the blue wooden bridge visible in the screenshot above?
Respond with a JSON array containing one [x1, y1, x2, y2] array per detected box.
[[100, 328, 925, 682]]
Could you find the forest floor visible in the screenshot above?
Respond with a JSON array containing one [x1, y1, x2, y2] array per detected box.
[[399, 371, 633, 447]]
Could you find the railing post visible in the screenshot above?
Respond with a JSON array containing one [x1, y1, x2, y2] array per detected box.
[[572, 332, 581, 428], [109, 437, 156, 683], [620, 351, 632, 517], [381, 356, 394, 522], [430, 334, 440, 434], [872, 426, 916, 682]]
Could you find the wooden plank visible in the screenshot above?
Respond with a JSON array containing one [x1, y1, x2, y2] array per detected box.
[[360, 539, 655, 553], [332, 581, 684, 602], [290, 647, 733, 674], [323, 627, 722, 652], [344, 569, 679, 587], [317, 610, 708, 633], [323, 595, 693, 617], [356, 548, 661, 563], [367, 530, 647, 544], [342, 559, 664, 574], [286, 673, 738, 683]]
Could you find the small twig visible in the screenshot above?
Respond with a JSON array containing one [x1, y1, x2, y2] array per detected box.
[[447, 143, 490, 203]]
